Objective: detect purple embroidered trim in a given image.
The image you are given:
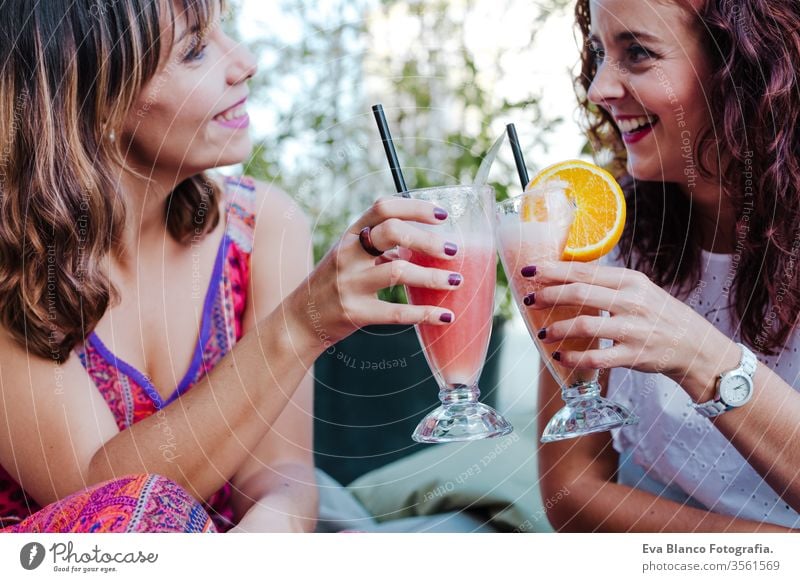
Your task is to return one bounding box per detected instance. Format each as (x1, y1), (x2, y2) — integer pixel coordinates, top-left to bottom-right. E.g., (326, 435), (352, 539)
(86, 233), (230, 408)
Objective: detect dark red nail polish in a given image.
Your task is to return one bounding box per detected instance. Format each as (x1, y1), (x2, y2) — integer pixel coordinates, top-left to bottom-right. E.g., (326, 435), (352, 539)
(448, 274), (462, 286)
(444, 242), (458, 256)
(552, 351), (561, 362)
(537, 328), (547, 340)
(521, 266), (537, 277)
(523, 293), (535, 306)
(440, 313), (453, 323)
(434, 207), (448, 220)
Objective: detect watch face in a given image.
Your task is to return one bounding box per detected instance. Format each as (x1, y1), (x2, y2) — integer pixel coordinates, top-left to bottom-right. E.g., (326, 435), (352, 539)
(720, 374), (752, 406)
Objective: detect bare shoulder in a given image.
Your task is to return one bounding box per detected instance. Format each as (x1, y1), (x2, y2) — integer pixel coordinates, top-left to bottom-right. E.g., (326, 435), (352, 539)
(249, 178), (310, 236)
(247, 178), (312, 270)
(208, 173), (310, 245)
(0, 327), (118, 505)
(239, 179), (313, 330)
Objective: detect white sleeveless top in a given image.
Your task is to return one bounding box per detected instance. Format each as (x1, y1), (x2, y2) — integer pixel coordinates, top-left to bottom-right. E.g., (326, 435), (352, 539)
(607, 249), (800, 528)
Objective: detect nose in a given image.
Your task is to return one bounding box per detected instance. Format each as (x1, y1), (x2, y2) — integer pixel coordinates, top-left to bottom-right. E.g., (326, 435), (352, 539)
(227, 41), (258, 86)
(587, 58), (627, 109)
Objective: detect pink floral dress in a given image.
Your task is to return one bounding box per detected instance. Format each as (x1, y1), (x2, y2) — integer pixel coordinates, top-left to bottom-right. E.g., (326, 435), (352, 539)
(1, 176), (258, 533)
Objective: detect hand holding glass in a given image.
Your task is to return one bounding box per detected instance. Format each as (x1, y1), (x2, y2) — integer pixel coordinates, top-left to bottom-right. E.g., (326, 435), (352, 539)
(495, 182), (637, 442)
(405, 185), (513, 443)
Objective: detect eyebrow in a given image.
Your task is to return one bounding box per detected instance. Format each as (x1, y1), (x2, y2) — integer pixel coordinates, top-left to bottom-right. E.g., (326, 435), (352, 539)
(589, 30), (662, 44)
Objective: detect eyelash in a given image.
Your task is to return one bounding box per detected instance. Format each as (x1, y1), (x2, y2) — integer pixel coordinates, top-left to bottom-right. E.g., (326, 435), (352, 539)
(183, 40), (208, 63)
(589, 45), (606, 64)
(627, 44), (654, 63)
(589, 43), (655, 66)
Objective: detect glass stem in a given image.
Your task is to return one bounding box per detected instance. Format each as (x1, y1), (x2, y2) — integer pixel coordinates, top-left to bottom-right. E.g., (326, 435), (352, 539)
(561, 380), (601, 404)
(440, 383), (481, 406)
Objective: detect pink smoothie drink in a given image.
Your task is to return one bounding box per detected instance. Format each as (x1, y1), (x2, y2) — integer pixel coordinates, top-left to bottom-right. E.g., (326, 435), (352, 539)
(407, 241), (496, 387)
(497, 198), (599, 388)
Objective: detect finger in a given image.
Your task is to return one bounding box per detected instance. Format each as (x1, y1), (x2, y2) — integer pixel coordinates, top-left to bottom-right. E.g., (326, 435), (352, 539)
(526, 283), (622, 313)
(363, 301), (455, 326)
(375, 247), (412, 265)
(360, 260), (463, 293)
(523, 261), (641, 290)
(333, 233), (383, 268)
(538, 314), (623, 344)
(551, 346), (624, 370)
(369, 218), (457, 260)
(351, 196), (448, 234)
(375, 249), (400, 265)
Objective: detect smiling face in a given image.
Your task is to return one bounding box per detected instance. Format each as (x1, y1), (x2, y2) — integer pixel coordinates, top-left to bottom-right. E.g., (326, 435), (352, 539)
(120, 1), (257, 180)
(587, 0), (714, 185)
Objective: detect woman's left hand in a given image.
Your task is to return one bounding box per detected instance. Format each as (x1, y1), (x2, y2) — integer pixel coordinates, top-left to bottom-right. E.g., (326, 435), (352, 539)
(528, 261), (733, 389)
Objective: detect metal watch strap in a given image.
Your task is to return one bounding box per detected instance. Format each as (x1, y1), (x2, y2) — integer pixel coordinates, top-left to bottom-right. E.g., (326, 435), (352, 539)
(694, 343), (757, 418)
(738, 342), (757, 377)
(696, 399), (729, 418)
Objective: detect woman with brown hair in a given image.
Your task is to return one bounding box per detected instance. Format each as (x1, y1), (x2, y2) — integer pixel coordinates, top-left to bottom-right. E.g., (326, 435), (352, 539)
(0, 0), (463, 532)
(535, 0), (800, 531)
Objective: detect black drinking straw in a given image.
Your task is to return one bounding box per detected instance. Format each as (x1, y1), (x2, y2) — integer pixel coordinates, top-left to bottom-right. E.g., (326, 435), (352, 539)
(506, 123), (530, 191)
(372, 104), (409, 196)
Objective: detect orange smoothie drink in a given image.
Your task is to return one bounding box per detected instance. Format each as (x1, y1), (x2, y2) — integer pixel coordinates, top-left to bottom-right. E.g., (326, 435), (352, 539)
(407, 240), (496, 388)
(497, 159), (634, 442)
(496, 187), (599, 387)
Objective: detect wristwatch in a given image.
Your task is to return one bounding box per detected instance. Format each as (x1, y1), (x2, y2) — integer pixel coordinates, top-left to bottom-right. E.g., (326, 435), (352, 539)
(694, 343), (757, 418)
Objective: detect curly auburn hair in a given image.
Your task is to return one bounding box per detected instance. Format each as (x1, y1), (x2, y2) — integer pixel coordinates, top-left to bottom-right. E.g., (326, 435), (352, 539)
(575, 0), (800, 355)
(0, 0), (223, 363)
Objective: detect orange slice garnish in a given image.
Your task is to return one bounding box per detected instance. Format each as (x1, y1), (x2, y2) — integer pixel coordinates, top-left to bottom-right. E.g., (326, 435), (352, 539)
(528, 160), (626, 261)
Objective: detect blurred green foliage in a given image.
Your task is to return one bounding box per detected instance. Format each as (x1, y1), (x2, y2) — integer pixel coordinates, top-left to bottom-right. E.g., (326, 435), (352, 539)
(238, 0), (572, 317)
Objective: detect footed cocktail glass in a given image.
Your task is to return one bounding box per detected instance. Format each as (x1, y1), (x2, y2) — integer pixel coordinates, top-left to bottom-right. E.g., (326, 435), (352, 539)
(495, 182), (637, 442)
(405, 185), (513, 443)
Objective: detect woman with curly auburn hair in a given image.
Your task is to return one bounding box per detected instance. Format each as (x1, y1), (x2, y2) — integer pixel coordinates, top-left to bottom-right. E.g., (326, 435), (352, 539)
(0, 0), (463, 533)
(535, 0), (800, 531)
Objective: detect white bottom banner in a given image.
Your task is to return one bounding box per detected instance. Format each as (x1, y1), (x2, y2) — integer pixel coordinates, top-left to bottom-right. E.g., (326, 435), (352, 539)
(1, 533), (798, 581)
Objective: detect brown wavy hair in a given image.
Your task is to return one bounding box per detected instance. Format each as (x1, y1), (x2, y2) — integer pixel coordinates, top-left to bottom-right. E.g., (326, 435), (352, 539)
(0, 0), (223, 363)
(575, 0), (800, 355)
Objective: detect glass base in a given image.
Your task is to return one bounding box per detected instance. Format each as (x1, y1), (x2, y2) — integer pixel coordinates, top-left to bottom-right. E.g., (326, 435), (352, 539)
(540, 381), (638, 443)
(412, 384), (514, 443)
